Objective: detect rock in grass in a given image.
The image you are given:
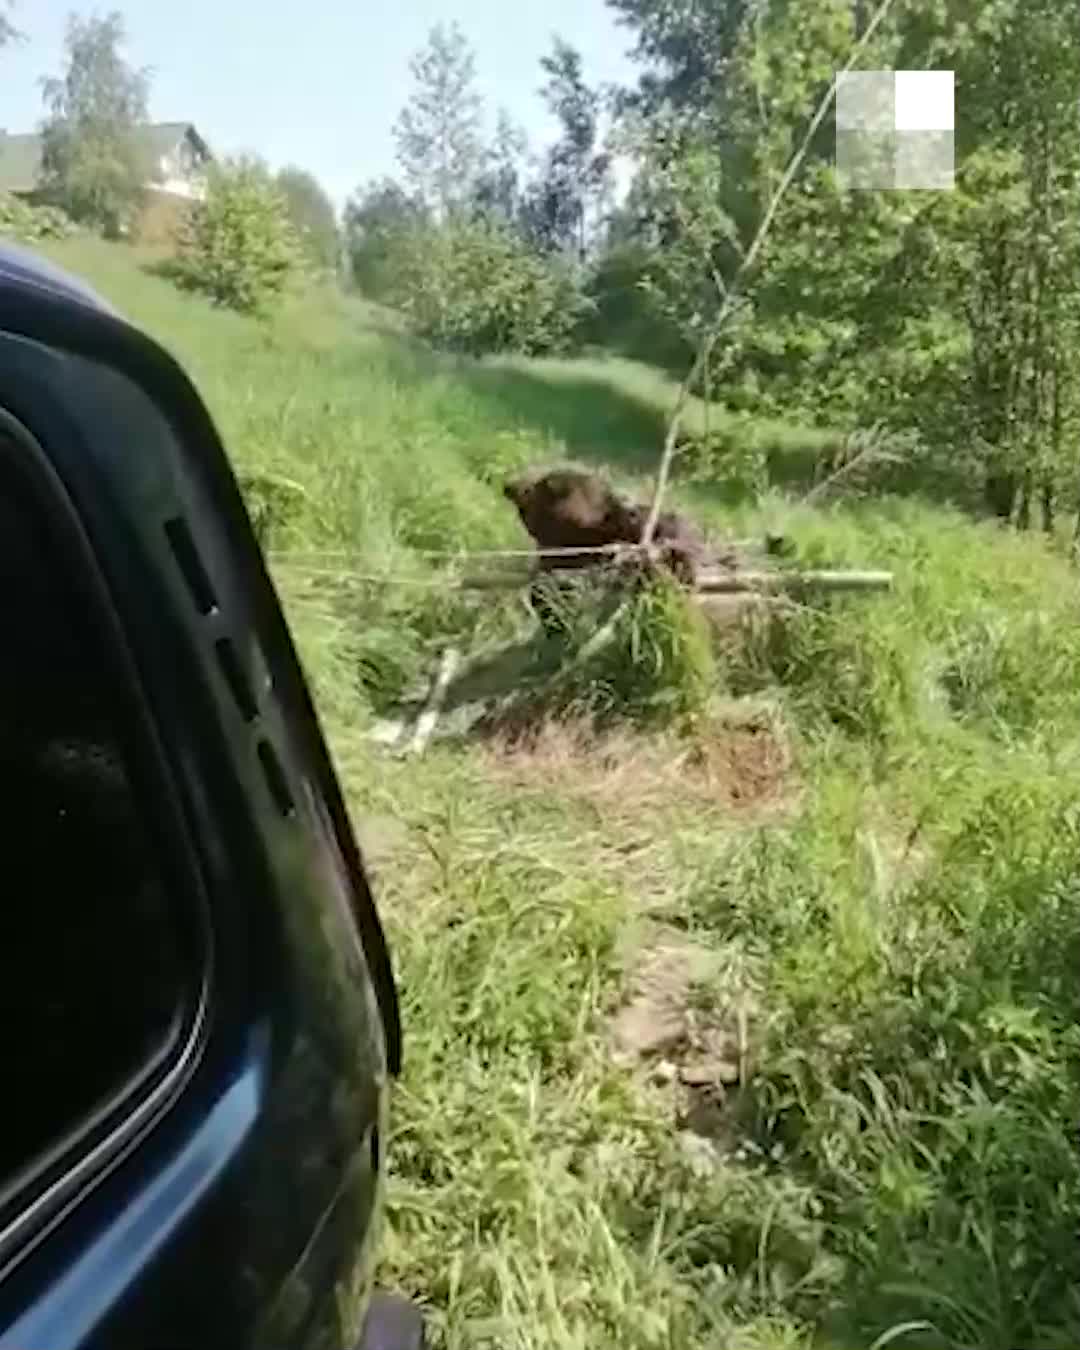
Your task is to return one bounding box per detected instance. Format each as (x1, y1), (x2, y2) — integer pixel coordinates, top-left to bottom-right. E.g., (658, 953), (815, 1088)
(678, 1057), (740, 1088)
(612, 1002), (686, 1059)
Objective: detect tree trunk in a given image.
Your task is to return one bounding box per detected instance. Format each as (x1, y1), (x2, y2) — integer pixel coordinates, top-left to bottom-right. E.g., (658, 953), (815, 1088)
(1017, 470), (1033, 531)
(985, 471), (1017, 522)
(1041, 480), (1055, 535)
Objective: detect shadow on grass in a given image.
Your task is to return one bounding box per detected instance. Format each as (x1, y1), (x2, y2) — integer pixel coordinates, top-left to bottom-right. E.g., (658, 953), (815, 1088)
(349, 310), (989, 515)
(448, 350), (987, 515)
(377, 631), (571, 749)
(140, 255), (188, 285)
(348, 334), (677, 473)
(389, 630), (569, 719)
(453, 360), (847, 498)
(458, 361), (670, 474)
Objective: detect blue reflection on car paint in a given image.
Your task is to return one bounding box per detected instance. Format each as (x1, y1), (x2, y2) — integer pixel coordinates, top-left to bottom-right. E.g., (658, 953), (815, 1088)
(0, 1038), (268, 1350)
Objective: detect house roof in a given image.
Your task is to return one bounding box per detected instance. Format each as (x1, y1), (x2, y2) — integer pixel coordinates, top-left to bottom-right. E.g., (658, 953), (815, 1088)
(141, 121), (212, 163)
(0, 121), (211, 194)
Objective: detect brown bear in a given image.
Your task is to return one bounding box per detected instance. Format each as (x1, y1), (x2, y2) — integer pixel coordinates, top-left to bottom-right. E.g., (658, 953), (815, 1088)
(503, 465), (711, 632)
(502, 466), (642, 568)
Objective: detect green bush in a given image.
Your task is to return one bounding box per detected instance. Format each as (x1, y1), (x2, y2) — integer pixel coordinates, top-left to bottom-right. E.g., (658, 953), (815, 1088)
(733, 772), (1080, 1348)
(237, 469), (309, 549)
(386, 217), (591, 356)
(581, 241), (688, 368)
(0, 193), (77, 243)
(172, 157), (303, 316)
(577, 576), (717, 728)
(488, 572), (718, 734)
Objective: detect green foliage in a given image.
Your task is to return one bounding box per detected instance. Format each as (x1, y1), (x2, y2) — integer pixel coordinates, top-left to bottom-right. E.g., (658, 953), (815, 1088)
(393, 22), (484, 222)
(173, 157), (303, 315)
(0, 192), (77, 242)
(386, 216), (591, 356)
(39, 11), (150, 238)
(731, 772), (1080, 1348)
(520, 37), (612, 260)
(631, 118), (744, 349)
(723, 162), (947, 426)
(581, 239), (687, 366)
(237, 469), (309, 549)
(617, 0), (1080, 529)
(570, 575), (717, 728)
(371, 32), (614, 355)
(39, 233), (1080, 1350)
(608, 0), (749, 120)
(275, 165), (340, 273)
(470, 107), (527, 228)
(506, 570), (717, 731)
(343, 177), (426, 299)
(1, 0), (21, 47)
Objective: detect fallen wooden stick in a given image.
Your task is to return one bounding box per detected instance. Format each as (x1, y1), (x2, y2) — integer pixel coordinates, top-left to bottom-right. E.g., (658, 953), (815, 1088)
(698, 569), (893, 594)
(407, 646), (460, 755)
(459, 568), (893, 594)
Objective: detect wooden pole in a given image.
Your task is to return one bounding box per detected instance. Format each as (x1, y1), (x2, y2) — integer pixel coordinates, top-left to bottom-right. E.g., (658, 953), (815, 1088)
(406, 646), (460, 755)
(698, 569), (893, 593)
(459, 569), (893, 594)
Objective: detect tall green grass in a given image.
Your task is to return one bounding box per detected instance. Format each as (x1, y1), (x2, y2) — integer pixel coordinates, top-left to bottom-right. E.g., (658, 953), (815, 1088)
(38, 235), (1080, 1350)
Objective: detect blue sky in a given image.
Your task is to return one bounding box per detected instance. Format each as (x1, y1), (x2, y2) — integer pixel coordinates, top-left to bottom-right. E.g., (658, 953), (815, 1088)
(0, 0), (639, 211)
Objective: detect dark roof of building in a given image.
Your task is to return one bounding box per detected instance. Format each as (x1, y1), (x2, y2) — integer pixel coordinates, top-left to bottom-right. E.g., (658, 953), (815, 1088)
(140, 121), (212, 163)
(0, 121), (211, 194)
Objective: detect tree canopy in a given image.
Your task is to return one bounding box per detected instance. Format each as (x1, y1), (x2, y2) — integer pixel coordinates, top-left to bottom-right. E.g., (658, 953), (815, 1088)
(276, 165), (340, 271)
(39, 10), (150, 238)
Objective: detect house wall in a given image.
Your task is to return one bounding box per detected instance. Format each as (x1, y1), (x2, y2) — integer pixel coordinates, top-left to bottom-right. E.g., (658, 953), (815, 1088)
(156, 136), (208, 202)
(8, 128), (211, 242)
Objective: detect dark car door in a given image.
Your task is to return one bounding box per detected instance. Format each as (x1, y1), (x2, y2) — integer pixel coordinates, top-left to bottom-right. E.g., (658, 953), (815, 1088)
(0, 248), (401, 1350)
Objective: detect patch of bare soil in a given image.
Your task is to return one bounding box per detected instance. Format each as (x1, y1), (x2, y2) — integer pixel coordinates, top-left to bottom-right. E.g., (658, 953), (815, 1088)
(610, 925), (763, 1150)
(682, 722), (790, 808)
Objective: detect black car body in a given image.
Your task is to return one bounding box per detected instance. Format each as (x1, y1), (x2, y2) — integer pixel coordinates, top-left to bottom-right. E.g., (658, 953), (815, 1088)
(0, 242), (416, 1349)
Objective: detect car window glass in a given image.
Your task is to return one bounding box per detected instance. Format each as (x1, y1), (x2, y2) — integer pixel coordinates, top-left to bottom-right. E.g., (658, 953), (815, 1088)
(0, 434), (188, 1199)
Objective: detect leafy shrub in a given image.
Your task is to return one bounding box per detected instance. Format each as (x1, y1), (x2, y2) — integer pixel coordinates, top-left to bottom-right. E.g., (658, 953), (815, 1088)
(733, 773), (1080, 1349)
(386, 217), (591, 356)
(720, 597), (920, 747)
(0, 193), (77, 243)
(172, 157), (303, 315)
(344, 177), (426, 301)
(275, 165), (340, 274)
(492, 573), (718, 733)
(936, 605), (1080, 742)
(237, 470), (309, 548)
(581, 241), (687, 368)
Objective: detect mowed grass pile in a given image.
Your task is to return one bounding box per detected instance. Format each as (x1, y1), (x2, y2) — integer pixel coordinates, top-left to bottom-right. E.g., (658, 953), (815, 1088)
(42, 235), (1080, 1350)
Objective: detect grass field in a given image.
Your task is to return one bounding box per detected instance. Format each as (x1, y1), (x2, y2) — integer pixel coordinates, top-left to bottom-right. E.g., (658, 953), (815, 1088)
(39, 236), (1080, 1350)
